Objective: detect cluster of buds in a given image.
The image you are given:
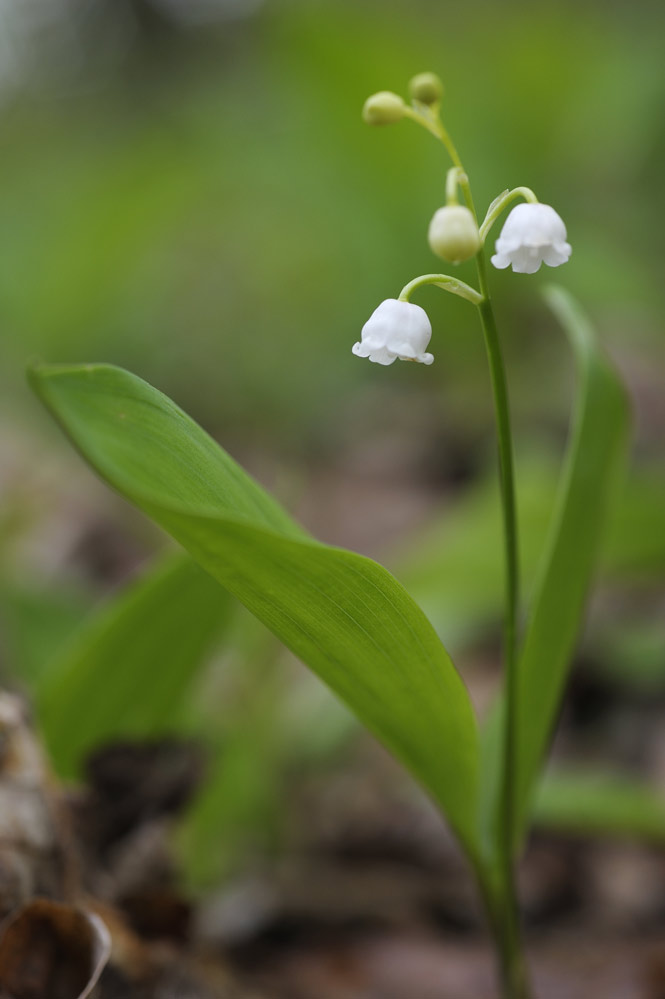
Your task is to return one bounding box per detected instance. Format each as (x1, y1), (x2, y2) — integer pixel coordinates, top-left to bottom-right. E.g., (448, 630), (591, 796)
(361, 71), (444, 126)
(354, 73), (572, 366)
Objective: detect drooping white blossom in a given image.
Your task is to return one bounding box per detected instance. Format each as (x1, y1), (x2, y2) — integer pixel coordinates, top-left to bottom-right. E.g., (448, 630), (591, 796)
(352, 299), (434, 366)
(491, 203), (571, 274)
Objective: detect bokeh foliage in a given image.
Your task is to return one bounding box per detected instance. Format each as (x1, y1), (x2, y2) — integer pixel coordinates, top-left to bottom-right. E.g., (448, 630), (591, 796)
(1, 0), (664, 446)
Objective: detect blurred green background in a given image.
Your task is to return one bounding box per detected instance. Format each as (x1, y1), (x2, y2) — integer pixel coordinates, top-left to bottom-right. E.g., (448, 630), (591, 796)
(1, 0), (664, 886)
(2, 0), (664, 442)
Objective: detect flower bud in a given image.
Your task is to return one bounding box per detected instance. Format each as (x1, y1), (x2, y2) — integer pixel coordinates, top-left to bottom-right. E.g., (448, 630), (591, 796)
(428, 206), (481, 264)
(362, 91), (405, 126)
(409, 72), (444, 105)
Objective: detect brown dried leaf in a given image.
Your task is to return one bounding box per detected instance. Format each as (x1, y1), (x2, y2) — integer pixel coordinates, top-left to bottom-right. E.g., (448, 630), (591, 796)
(0, 898), (110, 999)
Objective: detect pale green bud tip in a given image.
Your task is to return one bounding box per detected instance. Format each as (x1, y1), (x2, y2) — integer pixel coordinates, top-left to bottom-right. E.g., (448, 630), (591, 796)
(428, 206), (481, 264)
(362, 91), (405, 125)
(409, 72), (444, 105)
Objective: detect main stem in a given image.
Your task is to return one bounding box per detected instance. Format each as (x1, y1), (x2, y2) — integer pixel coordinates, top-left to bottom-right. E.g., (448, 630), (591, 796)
(428, 115), (529, 998)
(475, 256), (527, 999)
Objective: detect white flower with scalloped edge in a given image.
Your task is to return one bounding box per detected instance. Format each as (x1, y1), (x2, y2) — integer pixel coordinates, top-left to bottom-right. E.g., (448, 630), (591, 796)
(352, 299), (434, 366)
(491, 203), (571, 274)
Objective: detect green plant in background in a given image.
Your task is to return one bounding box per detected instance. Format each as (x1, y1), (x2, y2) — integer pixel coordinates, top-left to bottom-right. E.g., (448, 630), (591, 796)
(27, 72), (635, 998)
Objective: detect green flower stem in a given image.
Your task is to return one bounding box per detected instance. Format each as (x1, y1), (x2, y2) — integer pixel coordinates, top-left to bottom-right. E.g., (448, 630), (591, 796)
(476, 867), (530, 999)
(403, 107), (478, 211)
(445, 166), (467, 206)
(474, 251), (527, 999)
(399, 273), (483, 306)
(406, 101), (529, 999)
(479, 187), (539, 243)
(401, 269), (528, 999)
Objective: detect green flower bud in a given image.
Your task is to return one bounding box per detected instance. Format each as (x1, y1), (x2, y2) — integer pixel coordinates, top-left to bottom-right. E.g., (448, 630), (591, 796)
(409, 72), (444, 105)
(428, 206), (481, 264)
(362, 91), (405, 126)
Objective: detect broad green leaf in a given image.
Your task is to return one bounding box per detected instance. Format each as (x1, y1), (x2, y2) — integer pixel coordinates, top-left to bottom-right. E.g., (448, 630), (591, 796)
(511, 287), (629, 844)
(29, 363), (480, 856)
(37, 553), (230, 778)
(533, 770), (665, 844)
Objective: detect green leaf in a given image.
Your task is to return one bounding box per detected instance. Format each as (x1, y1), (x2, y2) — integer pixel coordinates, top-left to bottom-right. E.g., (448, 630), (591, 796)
(533, 770), (665, 844)
(37, 553), (230, 778)
(510, 286), (630, 843)
(29, 363), (480, 857)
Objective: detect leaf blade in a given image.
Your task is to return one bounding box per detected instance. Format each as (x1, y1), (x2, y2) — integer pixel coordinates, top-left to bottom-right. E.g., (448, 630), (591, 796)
(29, 362), (481, 856)
(512, 286), (630, 839)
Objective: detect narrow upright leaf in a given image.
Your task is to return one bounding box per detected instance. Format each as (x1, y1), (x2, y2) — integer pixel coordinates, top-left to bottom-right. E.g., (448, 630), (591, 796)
(505, 287), (629, 846)
(29, 363), (480, 857)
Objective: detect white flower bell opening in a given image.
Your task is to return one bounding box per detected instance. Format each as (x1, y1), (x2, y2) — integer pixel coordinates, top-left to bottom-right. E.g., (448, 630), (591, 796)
(491, 203), (571, 274)
(352, 299), (434, 366)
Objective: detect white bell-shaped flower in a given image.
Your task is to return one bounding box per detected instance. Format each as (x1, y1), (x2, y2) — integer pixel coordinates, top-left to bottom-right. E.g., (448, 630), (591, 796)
(352, 299), (434, 366)
(491, 203), (571, 274)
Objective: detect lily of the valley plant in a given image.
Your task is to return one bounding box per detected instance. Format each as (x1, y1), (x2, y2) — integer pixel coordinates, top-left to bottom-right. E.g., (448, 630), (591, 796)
(29, 71), (628, 999)
(353, 73), (624, 997)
